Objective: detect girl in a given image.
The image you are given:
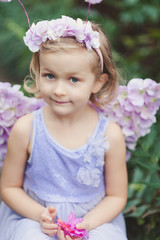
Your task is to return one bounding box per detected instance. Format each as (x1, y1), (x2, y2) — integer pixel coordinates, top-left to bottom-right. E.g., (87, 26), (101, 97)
(0, 16), (128, 240)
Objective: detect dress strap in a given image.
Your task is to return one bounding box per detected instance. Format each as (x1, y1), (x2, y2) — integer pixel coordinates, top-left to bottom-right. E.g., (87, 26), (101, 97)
(27, 108), (42, 163)
(28, 116), (34, 145)
(97, 112), (110, 135)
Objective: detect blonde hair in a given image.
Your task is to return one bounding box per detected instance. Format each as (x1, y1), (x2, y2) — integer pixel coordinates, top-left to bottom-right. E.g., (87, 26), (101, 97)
(24, 22), (119, 108)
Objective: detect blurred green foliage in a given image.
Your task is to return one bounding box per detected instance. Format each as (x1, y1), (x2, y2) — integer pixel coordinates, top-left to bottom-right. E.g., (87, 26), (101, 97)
(124, 110), (160, 239)
(0, 0), (160, 239)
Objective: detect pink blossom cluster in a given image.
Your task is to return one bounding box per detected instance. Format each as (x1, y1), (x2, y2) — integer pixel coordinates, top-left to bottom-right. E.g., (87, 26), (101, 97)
(0, 82), (45, 167)
(103, 78), (160, 160)
(57, 212), (89, 239)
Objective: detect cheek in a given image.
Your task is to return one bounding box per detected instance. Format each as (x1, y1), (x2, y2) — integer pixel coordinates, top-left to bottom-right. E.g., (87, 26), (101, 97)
(73, 88), (92, 103)
(39, 84), (50, 99)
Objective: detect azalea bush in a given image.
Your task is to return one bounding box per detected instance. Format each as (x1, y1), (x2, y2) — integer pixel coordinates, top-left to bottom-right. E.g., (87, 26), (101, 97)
(104, 78), (160, 160)
(1, 79), (160, 167)
(124, 111), (160, 240)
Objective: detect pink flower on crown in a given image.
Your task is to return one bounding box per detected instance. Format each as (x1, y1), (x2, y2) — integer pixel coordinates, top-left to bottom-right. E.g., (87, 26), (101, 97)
(48, 19), (65, 40)
(24, 22), (47, 52)
(75, 18), (100, 50)
(62, 16), (77, 37)
(74, 18), (87, 42)
(35, 21), (50, 42)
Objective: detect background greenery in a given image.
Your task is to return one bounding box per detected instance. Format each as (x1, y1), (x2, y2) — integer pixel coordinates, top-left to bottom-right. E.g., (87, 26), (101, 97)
(0, 0), (160, 239)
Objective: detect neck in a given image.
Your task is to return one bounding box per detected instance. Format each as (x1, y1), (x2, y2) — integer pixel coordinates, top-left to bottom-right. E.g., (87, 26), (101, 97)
(44, 104), (95, 126)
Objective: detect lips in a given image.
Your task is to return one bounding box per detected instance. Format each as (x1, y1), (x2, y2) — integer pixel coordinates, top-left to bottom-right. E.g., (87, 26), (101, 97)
(51, 98), (70, 104)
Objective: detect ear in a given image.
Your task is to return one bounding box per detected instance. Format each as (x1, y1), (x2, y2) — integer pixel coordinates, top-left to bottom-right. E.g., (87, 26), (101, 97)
(92, 74), (108, 94)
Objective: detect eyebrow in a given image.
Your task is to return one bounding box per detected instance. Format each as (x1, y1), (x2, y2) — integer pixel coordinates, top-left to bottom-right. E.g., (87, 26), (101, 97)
(40, 67), (85, 78)
(40, 67), (53, 72)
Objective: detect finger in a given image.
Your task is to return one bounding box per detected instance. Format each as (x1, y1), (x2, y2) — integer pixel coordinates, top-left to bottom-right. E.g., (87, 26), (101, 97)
(76, 222), (85, 229)
(40, 213), (52, 223)
(42, 228), (57, 237)
(58, 227), (66, 240)
(41, 221), (58, 230)
(76, 220), (89, 231)
(48, 206), (57, 222)
(66, 235), (72, 240)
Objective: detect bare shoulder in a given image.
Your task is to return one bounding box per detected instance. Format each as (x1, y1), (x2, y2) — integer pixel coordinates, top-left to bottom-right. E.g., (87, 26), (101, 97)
(12, 113), (33, 131)
(106, 120), (125, 143)
(1, 113), (34, 176)
(9, 113), (33, 145)
(105, 120), (126, 163)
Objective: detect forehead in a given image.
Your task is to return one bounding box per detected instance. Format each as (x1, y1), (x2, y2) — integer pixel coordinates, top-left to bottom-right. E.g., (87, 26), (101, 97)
(39, 48), (94, 74)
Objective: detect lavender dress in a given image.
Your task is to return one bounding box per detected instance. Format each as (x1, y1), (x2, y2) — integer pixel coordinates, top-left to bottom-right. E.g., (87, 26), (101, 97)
(0, 108), (127, 240)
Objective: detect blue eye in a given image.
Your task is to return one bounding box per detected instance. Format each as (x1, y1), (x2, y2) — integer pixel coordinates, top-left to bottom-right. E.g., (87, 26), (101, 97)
(46, 74), (55, 80)
(70, 77), (78, 83)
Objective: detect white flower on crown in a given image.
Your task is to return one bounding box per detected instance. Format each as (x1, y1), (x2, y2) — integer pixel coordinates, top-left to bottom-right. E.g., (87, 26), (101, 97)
(85, 0), (103, 4)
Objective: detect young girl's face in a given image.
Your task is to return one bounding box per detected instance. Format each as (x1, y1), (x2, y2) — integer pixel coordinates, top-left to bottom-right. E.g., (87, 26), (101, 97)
(38, 48), (100, 117)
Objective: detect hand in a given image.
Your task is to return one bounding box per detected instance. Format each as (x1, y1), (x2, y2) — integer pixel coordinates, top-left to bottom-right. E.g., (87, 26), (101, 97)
(57, 227), (82, 240)
(76, 219), (90, 232)
(40, 206), (58, 237)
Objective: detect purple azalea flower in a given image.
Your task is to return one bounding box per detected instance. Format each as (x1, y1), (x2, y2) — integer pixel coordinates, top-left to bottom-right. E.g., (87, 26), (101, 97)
(0, 82), (45, 166)
(103, 78), (160, 160)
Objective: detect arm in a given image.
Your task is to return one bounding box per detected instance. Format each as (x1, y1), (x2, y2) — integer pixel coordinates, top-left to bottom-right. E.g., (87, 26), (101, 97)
(0, 114), (47, 222)
(77, 121), (128, 231)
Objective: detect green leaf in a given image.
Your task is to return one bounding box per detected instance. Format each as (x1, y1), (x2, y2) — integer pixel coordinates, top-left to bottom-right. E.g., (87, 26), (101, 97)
(124, 199), (141, 214)
(129, 205), (149, 217)
(140, 125), (157, 151)
(135, 160), (160, 171)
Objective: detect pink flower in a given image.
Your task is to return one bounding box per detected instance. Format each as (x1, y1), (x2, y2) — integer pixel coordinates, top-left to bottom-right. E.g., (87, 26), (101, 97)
(85, 0), (103, 4)
(57, 212), (89, 239)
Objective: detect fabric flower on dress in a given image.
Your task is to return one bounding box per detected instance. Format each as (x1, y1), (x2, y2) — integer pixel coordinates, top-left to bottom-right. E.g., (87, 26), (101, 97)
(57, 212), (89, 239)
(77, 167), (101, 187)
(76, 131), (109, 187)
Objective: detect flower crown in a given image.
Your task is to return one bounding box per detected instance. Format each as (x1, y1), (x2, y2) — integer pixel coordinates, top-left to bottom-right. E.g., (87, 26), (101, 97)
(1, 0), (103, 71)
(23, 16), (100, 53)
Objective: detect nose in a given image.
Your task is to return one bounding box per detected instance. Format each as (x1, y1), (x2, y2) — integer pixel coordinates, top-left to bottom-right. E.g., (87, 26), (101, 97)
(53, 80), (66, 97)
